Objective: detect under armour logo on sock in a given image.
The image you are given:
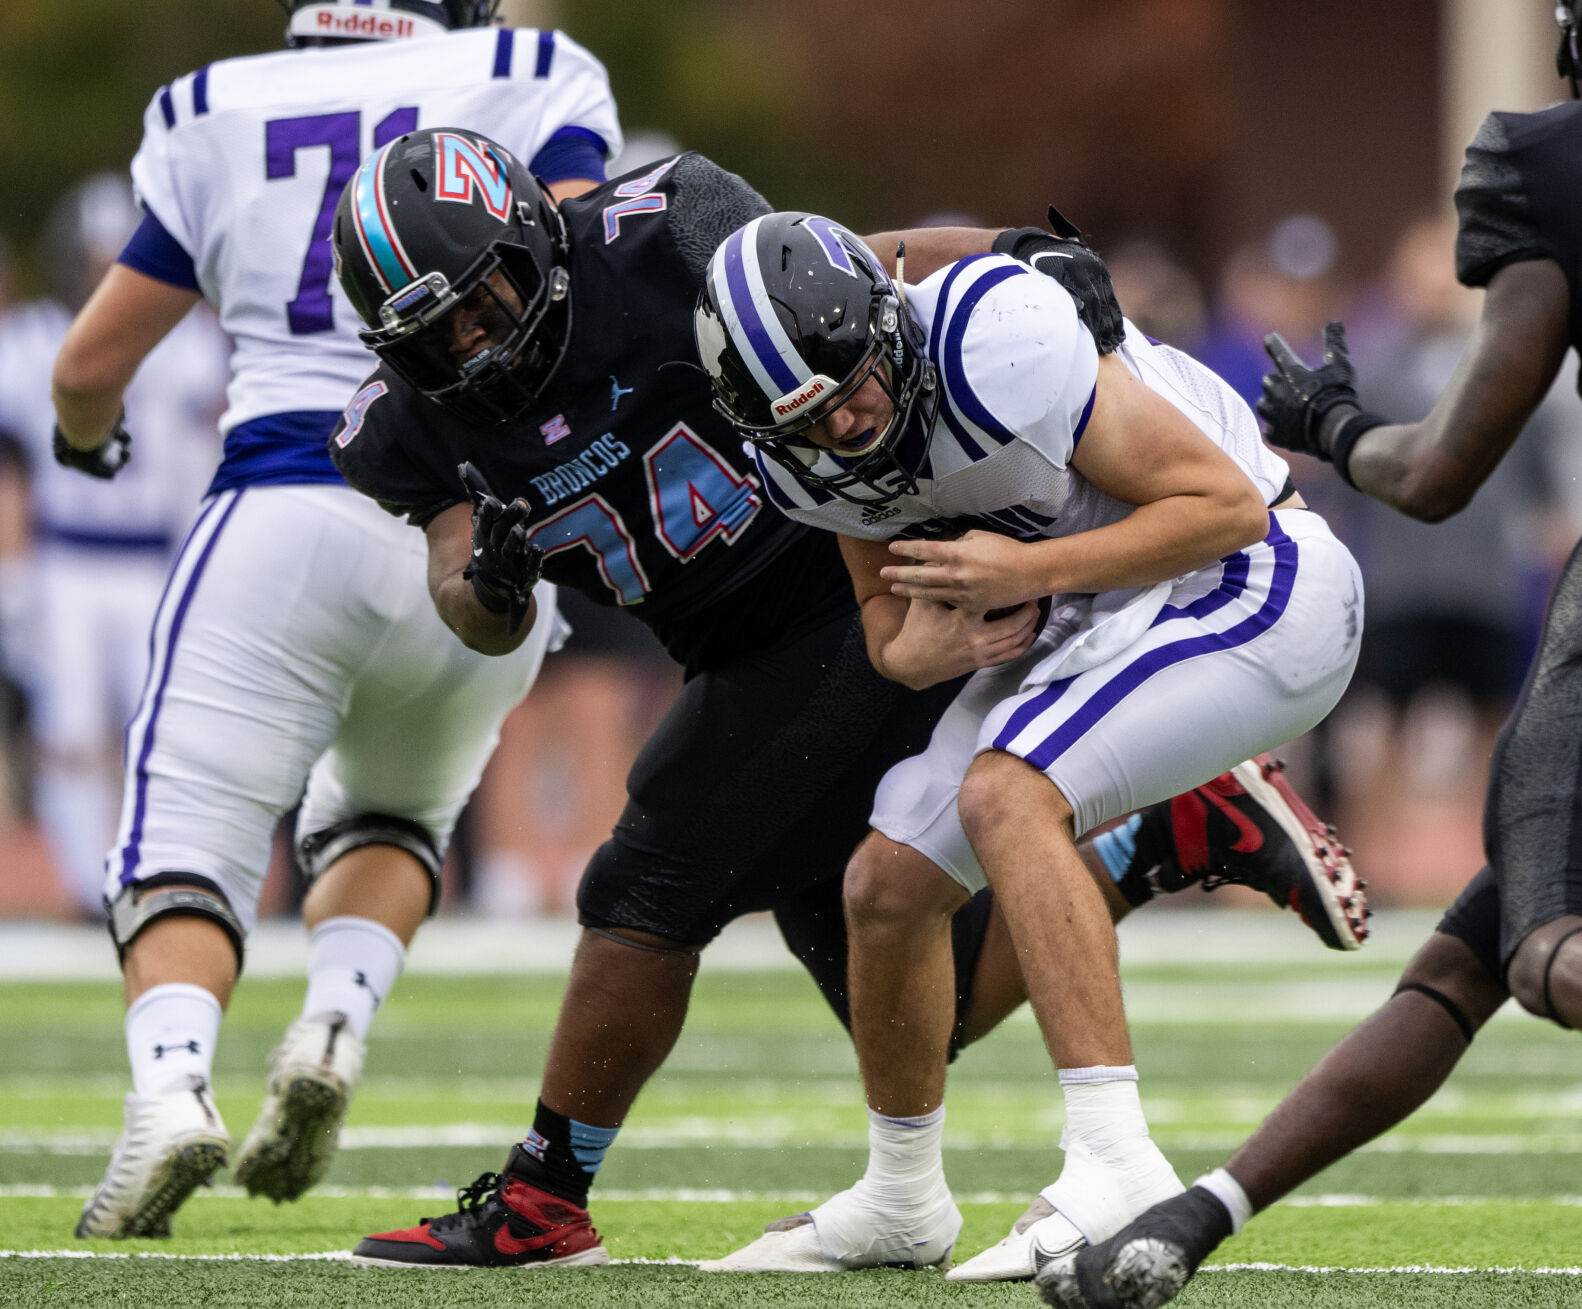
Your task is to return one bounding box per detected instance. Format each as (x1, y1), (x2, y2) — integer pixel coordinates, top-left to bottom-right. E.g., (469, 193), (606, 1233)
(354, 970), (384, 1008)
(153, 1040), (201, 1059)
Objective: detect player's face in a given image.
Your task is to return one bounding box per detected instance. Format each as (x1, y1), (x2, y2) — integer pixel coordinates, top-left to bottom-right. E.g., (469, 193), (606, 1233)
(804, 369), (896, 456)
(445, 271), (525, 368)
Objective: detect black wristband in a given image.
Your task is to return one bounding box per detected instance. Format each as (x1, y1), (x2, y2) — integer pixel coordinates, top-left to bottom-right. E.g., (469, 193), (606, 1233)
(1322, 406), (1386, 489)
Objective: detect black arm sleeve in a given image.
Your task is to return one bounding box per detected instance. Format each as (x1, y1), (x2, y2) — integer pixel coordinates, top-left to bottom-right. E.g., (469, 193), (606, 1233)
(666, 153), (774, 286)
(1455, 111), (1557, 288)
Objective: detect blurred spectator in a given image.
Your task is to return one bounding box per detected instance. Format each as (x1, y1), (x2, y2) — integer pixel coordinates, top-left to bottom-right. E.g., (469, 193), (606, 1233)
(0, 175), (228, 917)
(1330, 214), (1570, 901)
(1104, 236), (1207, 349)
(1196, 214), (1347, 410)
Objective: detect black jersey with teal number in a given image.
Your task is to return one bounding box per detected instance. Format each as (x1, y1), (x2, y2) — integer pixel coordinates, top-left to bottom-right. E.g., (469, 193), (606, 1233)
(331, 152), (811, 661)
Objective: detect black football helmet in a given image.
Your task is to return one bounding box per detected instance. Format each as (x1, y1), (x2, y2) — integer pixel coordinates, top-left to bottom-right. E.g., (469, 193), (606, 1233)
(1560, 1), (1582, 95)
(695, 211), (938, 506)
(333, 127), (571, 425)
(276, 1), (498, 46)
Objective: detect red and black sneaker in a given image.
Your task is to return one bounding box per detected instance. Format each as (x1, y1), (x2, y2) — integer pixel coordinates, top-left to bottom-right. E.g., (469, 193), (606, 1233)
(1157, 754), (1369, 951)
(351, 1164), (609, 1269)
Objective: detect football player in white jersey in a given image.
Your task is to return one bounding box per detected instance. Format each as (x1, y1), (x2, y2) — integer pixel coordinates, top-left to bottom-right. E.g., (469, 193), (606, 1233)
(50, 0), (620, 1238)
(0, 175), (228, 917)
(693, 213), (1365, 1276)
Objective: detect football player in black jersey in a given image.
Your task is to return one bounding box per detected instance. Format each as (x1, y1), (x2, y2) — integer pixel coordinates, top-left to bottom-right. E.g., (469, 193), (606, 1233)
(326, 128), (1362, 1272)
(1040, 7), (1582, 1306)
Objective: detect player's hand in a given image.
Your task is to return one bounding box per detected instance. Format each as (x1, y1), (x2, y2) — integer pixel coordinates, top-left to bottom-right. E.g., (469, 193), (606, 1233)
(880, 596), (1041, 687)
(1258, 322), (1364, 460)
(52, 416), (131, 480)
(458, 461), (544, 634)
(880, 530), (1048, 615)
(995, 206), (1125, 354)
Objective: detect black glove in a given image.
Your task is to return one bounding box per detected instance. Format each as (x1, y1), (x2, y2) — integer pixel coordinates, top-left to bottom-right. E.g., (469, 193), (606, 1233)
(53, 414), (131, 480)
(1259, 322), (1384, 487)
(992, 206), (1125, 354)
(458, 461), (544, 635)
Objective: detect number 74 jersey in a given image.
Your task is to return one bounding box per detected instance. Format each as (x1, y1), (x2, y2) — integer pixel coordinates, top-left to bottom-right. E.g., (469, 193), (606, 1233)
(331, 153), (806, 634)
(130, 27), (620, 441)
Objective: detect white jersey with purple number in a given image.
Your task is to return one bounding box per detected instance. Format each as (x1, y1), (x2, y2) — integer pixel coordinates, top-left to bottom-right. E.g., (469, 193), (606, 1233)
(748, 253), (1359, 896)
(753, 253), (1291, 566)
(102, 27), (594, 924)
(0, 300), (227, 551)
(127, 26), (620, 490)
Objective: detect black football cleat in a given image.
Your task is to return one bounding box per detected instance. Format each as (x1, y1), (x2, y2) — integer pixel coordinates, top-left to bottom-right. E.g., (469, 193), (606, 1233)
(1156, 754), (1369, 950)
(352, 1146), (609, 1269)
(1034, 1185), (1233, 1309)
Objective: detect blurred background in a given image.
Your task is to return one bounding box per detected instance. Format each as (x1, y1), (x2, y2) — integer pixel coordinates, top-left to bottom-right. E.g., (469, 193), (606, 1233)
(0, 0), (1577, 922)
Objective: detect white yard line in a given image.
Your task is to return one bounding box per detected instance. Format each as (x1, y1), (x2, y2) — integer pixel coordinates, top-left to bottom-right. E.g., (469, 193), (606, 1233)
(1, 1248), (1580, 1275)
(7, 1184), (1582, 1207)
(0, 908), (1445, 980)
(8, 1122), (1582, 1154)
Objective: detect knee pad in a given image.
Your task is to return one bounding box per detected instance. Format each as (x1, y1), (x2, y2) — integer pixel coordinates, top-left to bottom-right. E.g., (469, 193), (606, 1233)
(297, 813), (443, 916)
(107, 873), (246, 973)
(1511, 922), (1582, 1028)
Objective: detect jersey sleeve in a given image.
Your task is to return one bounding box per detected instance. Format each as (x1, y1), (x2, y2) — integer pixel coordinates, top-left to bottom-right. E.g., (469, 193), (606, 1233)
(329, 370), (465, 529)
(503, 29), (623, 175)
(947, 259), (1099, 468)
(666, 154), (775, 286)
(1455, 110), (1557, 288)
(127, 86), (201, 268)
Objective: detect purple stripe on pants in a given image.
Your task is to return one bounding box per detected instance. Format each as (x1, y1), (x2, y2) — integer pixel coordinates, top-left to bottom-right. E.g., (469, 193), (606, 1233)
(118, 491), (245, 886)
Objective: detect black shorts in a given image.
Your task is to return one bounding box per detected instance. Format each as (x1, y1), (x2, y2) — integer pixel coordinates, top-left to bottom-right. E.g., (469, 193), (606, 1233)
(576, 527), (964, 944)
(1486, 537), (1582, 967)
(1435, 865), (1503, 983)
(577, 599), (961, 942)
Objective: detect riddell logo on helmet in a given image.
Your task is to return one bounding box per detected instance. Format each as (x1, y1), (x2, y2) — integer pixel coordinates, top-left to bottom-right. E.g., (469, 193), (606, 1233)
(316, 11), (416, 38)
(773, 378), (828, 419)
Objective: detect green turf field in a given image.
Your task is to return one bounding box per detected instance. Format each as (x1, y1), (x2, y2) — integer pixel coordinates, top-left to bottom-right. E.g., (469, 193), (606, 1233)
(4, 921), (1581, 1307)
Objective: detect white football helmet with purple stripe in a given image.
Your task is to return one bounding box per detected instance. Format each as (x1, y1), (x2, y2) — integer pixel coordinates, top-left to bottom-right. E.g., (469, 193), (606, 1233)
(276, 0), (499, 47)
(695, 211), (937, 506)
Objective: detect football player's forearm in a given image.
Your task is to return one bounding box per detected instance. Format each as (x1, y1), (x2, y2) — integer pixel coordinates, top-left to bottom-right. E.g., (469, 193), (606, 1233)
(432, 573), (534, 656)
(50, 389), (125, 450)
(1349, 259), (1569, 522)
(1039, 490), (1267, 594)
(864, 227), (995, 281)
(53, 265), (202, 446)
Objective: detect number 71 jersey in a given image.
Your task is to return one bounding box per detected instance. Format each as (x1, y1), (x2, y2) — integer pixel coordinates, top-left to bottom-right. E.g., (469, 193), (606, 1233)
(130, 27), (620, 442)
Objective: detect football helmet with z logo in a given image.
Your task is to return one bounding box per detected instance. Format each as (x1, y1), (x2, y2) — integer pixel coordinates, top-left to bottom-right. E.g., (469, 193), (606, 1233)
(695, 211), (938, 506)
(276, 1), (500, 47)
(334, 128), (571, 425)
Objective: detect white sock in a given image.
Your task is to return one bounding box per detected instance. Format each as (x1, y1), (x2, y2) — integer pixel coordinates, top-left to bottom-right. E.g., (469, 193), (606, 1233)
(126, 983), (221, 1097)
(1058, 1065), (1146, 1154)
(300, 916), (405, 1040)
(1057, 1066), (1182, 1209)
(859, 1104), (948, 1207)
(1195, 1167), (1253, 1233)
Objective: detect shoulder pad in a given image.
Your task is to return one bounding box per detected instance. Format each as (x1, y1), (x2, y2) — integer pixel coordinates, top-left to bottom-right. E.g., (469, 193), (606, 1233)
(1455, 111), (1554, 287)
(667, 153), (774, 284)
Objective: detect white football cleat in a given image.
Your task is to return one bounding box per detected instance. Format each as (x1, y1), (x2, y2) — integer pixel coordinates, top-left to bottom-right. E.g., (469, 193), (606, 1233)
(233, 1010), (365, 1203)
(697, 1180), (961, 1272)
(75, 1075), (229, 1238)
(947, 1195), (1083, 1282)
(949, 1140), (1185, 1283)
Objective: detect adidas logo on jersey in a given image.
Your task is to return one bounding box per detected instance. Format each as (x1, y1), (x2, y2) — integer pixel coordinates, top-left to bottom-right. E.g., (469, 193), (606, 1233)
(860, 504), (901, 526)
